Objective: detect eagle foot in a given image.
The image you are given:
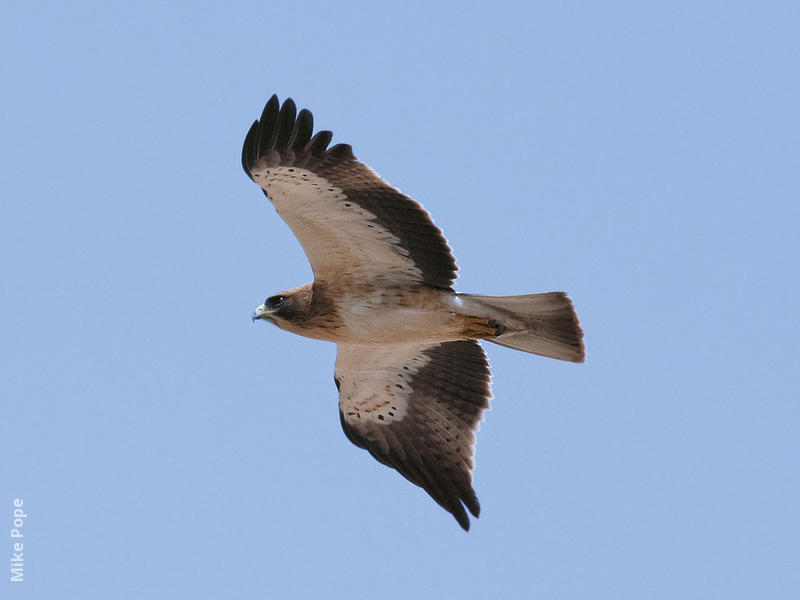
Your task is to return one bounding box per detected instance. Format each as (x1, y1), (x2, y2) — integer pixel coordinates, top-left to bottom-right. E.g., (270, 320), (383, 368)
(462, 317), (507, 339)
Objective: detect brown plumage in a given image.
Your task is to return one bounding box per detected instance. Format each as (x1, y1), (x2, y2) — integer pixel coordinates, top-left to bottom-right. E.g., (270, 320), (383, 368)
(245, 95), (584, 530)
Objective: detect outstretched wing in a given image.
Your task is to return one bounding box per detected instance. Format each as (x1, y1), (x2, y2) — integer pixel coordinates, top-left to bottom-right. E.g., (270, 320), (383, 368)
(335, 340), (492, 530)
(242, 95), (458, 289)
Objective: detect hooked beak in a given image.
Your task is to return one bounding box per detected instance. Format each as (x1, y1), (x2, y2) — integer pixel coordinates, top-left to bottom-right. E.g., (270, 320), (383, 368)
(251, 304), (274, 322)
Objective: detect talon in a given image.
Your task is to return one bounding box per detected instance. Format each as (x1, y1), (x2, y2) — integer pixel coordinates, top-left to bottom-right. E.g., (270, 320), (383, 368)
(488, 319), (507, 336)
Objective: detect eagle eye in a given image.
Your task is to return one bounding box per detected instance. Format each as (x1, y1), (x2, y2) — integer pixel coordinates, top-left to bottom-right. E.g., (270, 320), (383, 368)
(266, 295), (286, 309)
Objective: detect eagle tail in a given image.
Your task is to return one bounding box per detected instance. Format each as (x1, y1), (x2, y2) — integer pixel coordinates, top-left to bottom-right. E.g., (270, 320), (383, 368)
(463, 292), (585, 363)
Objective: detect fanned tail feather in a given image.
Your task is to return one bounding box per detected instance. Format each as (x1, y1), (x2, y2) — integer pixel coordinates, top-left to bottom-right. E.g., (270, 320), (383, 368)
(463, 292), (585, 362)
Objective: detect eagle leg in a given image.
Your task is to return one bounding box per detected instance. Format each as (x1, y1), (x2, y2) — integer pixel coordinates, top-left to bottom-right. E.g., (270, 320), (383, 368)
(460, 316), (506, 339)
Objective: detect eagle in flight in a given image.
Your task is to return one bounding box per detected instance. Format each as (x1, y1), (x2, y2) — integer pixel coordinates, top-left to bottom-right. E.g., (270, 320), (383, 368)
(243, 95), (584, 530)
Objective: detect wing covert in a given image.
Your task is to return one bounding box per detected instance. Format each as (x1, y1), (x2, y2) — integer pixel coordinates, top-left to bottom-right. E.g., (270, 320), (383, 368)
(335, 340), (492, 530)
(242, 95), (458, 289)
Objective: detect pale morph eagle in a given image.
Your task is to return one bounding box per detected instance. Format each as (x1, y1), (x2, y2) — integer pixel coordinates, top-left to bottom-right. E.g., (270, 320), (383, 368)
(243, 95), (584, 530)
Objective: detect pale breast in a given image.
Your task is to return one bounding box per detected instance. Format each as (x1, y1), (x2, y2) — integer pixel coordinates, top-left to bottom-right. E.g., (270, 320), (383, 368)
(330, 288), (464, 344)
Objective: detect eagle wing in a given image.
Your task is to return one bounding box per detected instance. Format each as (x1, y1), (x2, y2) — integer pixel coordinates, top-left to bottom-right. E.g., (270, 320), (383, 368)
(335, 340), (492, 530)
(242, 95), (458, 289)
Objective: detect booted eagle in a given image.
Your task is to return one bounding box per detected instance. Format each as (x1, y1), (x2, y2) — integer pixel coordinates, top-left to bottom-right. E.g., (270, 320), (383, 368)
(243, 95), (584, 530)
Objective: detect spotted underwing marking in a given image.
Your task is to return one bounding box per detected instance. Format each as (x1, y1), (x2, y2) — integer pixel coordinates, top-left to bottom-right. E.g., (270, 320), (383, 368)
(336, 343), (434, 426)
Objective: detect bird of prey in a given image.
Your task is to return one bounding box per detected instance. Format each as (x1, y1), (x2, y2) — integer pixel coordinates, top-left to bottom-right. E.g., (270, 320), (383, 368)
(243, 95), (584, 530)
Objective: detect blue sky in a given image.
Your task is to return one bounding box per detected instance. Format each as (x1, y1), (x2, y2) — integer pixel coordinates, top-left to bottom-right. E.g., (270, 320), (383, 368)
(2, 1), (799, 598)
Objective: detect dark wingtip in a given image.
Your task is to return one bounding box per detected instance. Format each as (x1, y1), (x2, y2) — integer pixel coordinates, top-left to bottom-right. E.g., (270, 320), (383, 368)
(464, 490), (481, 519)
(274, 98), (297, 150)
(257, 96), (280, 155)
(261, 95), (280, 121)
(242, 95), (339, 175)
(289, 108), (314, 151)
(328, 143), (354, 160)
(307, 130), (333, 158)
(281, 96), (296, 113)
(241, 120), (259, 178)
(455, 510), (471, 531)
(453, 488), (479, 530)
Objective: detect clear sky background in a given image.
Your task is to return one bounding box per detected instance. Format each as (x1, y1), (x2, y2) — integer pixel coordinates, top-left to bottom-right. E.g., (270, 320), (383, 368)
(2, 1), (799, 598)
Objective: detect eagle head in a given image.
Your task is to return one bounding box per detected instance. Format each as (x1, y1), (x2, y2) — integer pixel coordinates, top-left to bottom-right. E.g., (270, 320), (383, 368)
(252, 285), (312, 329)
